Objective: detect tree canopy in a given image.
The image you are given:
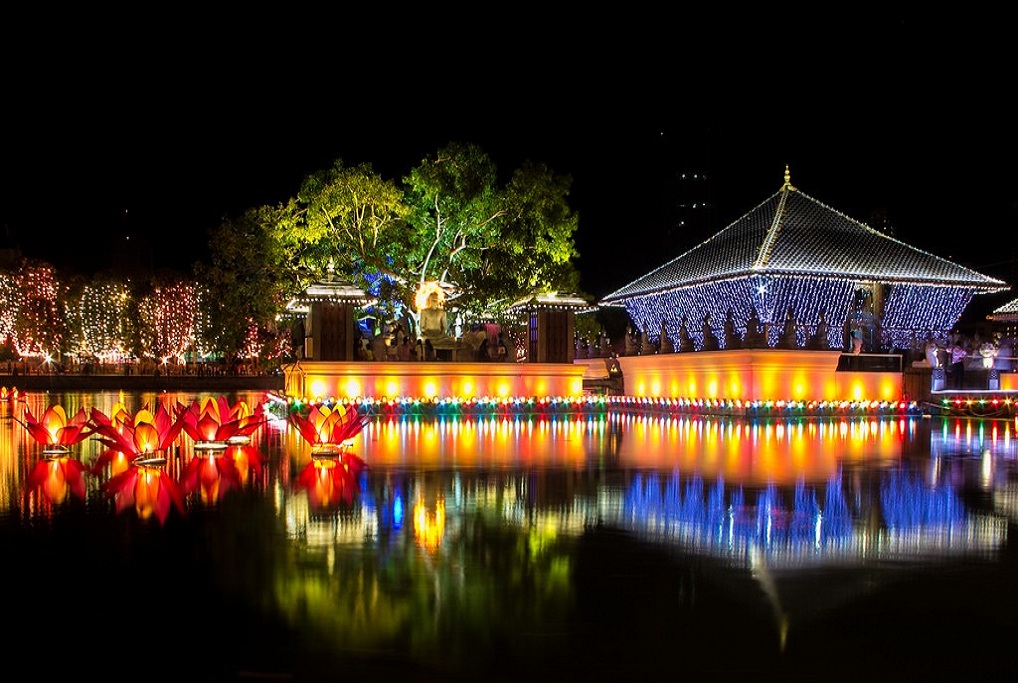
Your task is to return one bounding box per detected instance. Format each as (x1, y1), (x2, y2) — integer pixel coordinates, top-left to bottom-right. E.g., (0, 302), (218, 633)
(262, 142), (583, 332)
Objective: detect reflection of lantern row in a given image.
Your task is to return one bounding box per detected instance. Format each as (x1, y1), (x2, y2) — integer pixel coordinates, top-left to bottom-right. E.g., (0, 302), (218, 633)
(356, 414), (909, 485)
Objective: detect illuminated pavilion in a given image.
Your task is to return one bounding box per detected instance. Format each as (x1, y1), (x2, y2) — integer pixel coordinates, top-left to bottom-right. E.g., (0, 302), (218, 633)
(599, 167), (1009, 352)
(276, 168), (1013, 415)
(989, 295), (1018, 330)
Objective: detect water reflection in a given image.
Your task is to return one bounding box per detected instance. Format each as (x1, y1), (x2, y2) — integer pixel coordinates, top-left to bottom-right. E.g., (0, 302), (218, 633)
(2, 391), (1017, 681)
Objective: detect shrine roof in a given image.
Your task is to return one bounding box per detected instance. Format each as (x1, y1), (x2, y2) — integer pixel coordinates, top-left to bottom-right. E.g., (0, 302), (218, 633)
(599, 168), (1008, 306)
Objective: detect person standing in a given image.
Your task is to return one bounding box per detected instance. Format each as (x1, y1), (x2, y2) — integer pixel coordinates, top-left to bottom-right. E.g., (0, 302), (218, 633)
(947, 333), (968, 389)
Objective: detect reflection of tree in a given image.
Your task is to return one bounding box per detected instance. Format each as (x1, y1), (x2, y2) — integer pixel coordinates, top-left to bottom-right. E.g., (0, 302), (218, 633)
(204, 472), (576, 678)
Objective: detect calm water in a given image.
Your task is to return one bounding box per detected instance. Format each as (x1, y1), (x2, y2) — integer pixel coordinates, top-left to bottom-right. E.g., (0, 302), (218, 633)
(3, 390), (1018, 682)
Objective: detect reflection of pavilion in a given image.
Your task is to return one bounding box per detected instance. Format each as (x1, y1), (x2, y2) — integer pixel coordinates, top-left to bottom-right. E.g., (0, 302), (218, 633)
(286, 413), (1011, 567)
(276, 411), (1014, 657)
(612, 469), (1005, 569)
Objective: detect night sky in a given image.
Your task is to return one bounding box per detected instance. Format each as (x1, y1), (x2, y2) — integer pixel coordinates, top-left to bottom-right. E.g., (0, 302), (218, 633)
(3, 14), (1016, 320)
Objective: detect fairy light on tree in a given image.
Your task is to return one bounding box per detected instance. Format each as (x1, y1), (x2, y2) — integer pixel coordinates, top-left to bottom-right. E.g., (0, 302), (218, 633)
(0, 272), (17, 351)
(136, 280), (199, 364)
(12, 260), (63, 359)
(191, 284), (216, 361)
(74, 280), (132, 362)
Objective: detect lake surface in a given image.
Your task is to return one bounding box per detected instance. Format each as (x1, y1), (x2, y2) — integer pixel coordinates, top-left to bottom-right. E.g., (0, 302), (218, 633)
(2, 390), (1018, 682)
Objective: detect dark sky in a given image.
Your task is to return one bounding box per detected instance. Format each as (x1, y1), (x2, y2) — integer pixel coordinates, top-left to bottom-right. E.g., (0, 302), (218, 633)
(3, 14), (1016, 315)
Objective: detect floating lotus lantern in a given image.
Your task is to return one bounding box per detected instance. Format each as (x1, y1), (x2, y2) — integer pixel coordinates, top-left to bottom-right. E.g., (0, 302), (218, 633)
(89, 402), (186, 523)
(288, 402), (370, 456)
(15, 404), (92, 455)
(289, 403), (370, 509)
(89, 402), (184, 468)
(177, 395), (266, 450)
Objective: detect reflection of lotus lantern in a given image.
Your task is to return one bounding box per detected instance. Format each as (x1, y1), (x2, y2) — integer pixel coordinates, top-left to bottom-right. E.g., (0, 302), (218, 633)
(89, 402), (186, 524)
(179, 445), (264, 504)
(177, 396), (266, 451)
(27, 454), (88, 504)
(295, 452), (366, 509)
(104, 458), (184, 523)
(289, 403), (370, 509)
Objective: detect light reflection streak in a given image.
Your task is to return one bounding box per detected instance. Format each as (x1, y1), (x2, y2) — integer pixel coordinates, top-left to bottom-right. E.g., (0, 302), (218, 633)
(4, 403), (1017, 570)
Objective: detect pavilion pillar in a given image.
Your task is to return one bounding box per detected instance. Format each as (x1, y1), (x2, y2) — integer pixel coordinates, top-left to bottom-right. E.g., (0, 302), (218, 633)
(508, 292), (595, 364)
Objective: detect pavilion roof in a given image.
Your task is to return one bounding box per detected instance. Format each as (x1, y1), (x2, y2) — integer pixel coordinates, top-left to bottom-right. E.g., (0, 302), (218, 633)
(505, 291), (597, 314)
(989, 296), (1018, 322)
(599, 168), (1008, 306)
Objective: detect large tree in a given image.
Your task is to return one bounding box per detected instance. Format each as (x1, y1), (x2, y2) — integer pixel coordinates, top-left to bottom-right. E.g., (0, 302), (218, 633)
(199, 205), (291, 366)
(273, 159), (409, 302)
(400, 142), (581, 316)
(264, 143), (583, 335)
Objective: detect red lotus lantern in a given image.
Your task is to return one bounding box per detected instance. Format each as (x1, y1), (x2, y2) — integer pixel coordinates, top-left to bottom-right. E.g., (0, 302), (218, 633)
(15, 404), (92, 454)
(89, 402), (186, 524)
(288, 403), (370, 456)
(89, 402), (184, 472)
(289, 402), (370, 509)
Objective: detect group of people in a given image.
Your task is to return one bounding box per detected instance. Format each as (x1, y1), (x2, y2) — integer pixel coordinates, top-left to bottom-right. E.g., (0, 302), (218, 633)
(474, 333), (511, 362)
(355, 318), (512, 362)
(922, 330), (1016, 389)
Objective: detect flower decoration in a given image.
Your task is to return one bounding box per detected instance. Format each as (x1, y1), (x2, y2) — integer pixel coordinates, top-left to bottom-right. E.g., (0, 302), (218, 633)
(177, 395), (267, 449)
(15, 404), (92, 454)
(288, 403), (371, 456)
(89, 401), (185, 471)
(289, 402), (370, 509)
(26, 453), (89, 504)
(88, 401), (186, 523)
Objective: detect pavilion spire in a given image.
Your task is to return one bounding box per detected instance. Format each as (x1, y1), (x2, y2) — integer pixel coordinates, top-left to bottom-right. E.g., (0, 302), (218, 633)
(781, 164), (797, 192)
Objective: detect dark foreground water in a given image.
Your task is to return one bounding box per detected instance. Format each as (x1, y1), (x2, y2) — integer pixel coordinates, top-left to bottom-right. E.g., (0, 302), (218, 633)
(2, 390), (1017, 682)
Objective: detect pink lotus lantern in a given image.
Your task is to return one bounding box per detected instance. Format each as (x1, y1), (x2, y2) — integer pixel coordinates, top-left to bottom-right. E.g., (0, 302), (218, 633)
(88, 402), (186, 523)
(176, 395), (267, 450)
(289, 403), (370, 509)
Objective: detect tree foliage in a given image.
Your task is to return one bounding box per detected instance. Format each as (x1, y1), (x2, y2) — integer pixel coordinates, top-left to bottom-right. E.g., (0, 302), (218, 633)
(262, 142), (583, 332)
(198, 206), (290, 364)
